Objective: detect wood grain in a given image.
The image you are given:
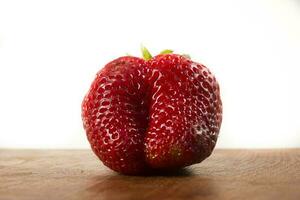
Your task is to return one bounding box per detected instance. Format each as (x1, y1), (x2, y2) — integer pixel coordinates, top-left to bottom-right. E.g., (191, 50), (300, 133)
(0, 149), (299, 200)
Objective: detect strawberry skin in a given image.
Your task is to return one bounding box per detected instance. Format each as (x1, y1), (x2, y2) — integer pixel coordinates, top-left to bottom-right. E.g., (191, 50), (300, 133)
(144, 54), (222, 168)
(82, 56), (150, 174)
(82, 52), (222, 174)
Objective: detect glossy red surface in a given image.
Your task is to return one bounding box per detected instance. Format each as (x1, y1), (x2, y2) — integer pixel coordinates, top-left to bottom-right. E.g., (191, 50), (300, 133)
(82, 54), (222, 174)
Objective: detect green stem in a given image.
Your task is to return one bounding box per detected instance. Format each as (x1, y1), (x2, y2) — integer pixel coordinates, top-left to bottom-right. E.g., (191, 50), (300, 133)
(141, 45), (152, 60)
(160, 49), (173, 54)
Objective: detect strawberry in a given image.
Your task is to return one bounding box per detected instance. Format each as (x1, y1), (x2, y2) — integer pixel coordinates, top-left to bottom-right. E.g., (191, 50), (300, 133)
(82, 56), (150, 174)
(82, 47), (222, 175)
(145, 54), (222, 169)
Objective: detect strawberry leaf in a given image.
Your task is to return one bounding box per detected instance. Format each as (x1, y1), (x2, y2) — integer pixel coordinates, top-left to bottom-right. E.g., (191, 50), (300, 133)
(141, 45), (152, 60)
(160, 49), (174, 54)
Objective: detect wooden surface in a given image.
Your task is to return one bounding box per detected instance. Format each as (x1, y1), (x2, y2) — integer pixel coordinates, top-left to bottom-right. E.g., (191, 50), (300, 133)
(0, 149), (299, 200)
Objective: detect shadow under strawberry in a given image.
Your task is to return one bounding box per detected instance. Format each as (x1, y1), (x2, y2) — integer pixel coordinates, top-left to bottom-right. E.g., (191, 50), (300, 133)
(83, 171), (218, 200)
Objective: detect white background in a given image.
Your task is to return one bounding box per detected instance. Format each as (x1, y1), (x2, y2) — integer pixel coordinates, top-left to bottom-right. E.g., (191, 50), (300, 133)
(0, 0), (299, 149)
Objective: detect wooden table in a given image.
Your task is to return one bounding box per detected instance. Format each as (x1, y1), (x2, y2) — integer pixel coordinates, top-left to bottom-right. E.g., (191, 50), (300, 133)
(0, 149), (299, 200)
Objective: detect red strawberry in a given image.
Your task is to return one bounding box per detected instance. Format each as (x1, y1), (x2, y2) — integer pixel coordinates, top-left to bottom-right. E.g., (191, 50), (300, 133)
(82, 48), (222, 175)
(144, 54), (222, 169)
(82, 56), (150, 174)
